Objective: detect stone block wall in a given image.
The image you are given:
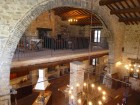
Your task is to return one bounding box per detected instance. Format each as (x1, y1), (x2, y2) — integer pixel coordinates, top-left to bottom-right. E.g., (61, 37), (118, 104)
(123, 24), (140, 61)
(25, 11), (54, 36)
(117, 24), (140, 77)
(25, 10), (91, 37)
(0, 0), (125, 104)
(70, 61), (85, 105)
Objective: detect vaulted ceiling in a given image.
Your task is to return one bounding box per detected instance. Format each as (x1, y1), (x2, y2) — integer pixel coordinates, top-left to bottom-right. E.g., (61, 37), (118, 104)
(52, 7), (102, 26)
(99, 0), (140, 25)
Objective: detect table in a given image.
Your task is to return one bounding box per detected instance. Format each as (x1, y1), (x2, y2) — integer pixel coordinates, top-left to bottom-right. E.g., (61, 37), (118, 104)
(30, 38), (42, 50)
(32, 91), (52, 105)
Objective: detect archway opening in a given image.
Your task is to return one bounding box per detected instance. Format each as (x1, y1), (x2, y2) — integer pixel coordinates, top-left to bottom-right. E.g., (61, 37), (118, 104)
(12, 6), (109, 61)
(10, 5), (110, 105)
(0, 1), (117, 105)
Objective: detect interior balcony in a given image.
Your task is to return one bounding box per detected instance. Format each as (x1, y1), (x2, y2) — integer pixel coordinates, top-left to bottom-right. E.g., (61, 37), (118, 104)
(12, 35), (109, 68)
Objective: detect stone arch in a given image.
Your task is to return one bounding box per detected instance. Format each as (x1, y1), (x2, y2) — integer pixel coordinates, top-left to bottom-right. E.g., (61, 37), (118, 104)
(10, 0), (113, 60)
(0, 0), (120, 100)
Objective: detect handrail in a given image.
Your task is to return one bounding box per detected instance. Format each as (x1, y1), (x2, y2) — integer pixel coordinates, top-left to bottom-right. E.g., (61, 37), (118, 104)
(13, 36), (108, 61)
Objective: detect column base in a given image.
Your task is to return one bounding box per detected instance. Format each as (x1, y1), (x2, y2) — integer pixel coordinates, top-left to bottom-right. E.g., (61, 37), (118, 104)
(0, 95), (11, 105)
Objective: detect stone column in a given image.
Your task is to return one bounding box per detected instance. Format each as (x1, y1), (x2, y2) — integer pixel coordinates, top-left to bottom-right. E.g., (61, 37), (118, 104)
(50, 10), (56, 37)
(83, 60), (90, 69)
(29, 69), (38, 84)
(69, 61), (85, 105)
(0, 95), (11, 105)
(108, 40), (116, 74)
(98, 56), (107, 73)
(0, 37), (11, 105)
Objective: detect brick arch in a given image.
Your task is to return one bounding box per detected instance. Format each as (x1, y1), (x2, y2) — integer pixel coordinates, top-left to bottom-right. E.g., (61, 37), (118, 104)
(0, 0), (117, 99)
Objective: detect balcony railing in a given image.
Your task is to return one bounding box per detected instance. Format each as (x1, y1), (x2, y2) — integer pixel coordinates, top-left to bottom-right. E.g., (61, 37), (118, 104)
(13, 36), (108, 61)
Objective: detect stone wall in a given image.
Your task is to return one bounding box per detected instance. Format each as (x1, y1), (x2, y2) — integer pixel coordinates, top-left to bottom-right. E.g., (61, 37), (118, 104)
(25, 11), (105, 38)
(25, 10), (90, 37)
(0, 0), (125, 104)
(116, 24), (140, 77)
(25, 11), (53, 36)
(123, 24), (140, 62)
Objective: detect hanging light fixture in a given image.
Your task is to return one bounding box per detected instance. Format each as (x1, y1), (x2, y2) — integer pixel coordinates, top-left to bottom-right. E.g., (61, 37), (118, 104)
(67, 80), (107, 105)
(68, 18), (78, 23)
(124, 37), (140, 78)
(59, 0), (111, 104)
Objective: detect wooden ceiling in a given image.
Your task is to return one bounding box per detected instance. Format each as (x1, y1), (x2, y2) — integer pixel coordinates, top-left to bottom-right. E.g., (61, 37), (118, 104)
(99, 0), (140, 25)
(52, 7), (102, 26)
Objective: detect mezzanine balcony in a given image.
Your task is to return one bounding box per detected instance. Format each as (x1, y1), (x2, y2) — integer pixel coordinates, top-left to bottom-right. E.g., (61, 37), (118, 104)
(12, 36), (109, 68)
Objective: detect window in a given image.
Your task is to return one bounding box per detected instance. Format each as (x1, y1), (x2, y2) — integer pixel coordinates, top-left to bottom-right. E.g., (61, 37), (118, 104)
(94, 30), (101, 42)
(92, 58), (98, 66)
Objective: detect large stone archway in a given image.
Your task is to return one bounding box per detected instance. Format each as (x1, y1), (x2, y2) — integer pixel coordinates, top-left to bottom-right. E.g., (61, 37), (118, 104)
(0, 0), (125, 104)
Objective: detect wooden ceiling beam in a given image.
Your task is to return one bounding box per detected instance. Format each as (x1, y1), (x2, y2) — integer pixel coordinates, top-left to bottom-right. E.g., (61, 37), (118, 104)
(108, 4), (129, 24)
(52, 7), (102, 26)
(119, 17), (140, 22)
(130, 0), (137, 7)
(99, 0), (126, 6)
(111, 7), (140, 14)
(61, 14), (90, 18)
(116, 2), (134, 25)
(73, 23), (102, 26)
(53, 7), (74, 15)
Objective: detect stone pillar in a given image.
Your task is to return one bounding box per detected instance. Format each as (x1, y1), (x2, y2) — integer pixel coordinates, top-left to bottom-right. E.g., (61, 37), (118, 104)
(98, 56), (107, 73)
(50, 10), (56, 37)
(108, 40), (116, 74)
(0, 95), (11, 105)
(29, 70), (38, 84)
(69, 61), (85, 105)
(0, 37), (11, 105)
(83, 60), (90, 69)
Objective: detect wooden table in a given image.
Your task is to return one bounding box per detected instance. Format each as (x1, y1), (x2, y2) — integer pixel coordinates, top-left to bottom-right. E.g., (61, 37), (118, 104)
(32, 91), (52, 105)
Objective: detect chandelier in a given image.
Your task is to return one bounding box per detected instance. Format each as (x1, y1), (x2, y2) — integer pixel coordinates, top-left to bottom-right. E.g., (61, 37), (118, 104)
(124, 38), (140, 78)
(67, 82), (107, 105)
(60, 63), (110, 105)
(68, 18), (78, 23)
(124, 61), (140, 78)
(124, 62), (140, 72)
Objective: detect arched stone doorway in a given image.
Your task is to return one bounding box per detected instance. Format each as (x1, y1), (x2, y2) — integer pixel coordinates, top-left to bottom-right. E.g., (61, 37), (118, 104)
(0, 0), (124, 104)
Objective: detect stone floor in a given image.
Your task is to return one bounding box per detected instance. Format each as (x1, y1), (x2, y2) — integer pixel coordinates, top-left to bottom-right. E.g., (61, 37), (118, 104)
(11, 74), (140, 105)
